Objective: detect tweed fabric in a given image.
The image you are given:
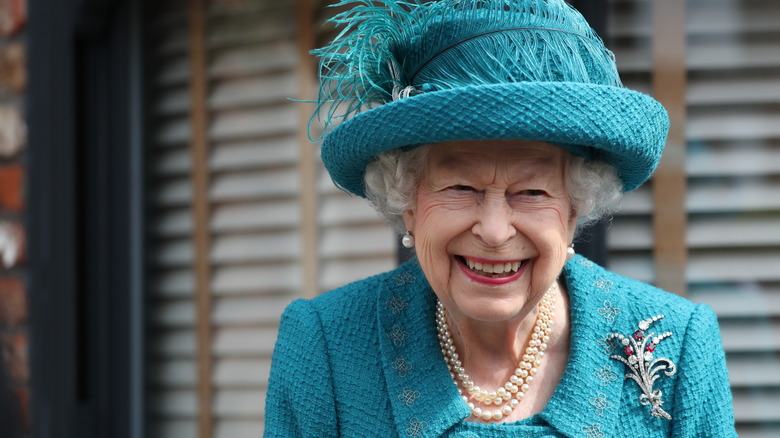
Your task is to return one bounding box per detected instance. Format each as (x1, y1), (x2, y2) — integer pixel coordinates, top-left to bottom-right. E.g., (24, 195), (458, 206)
(322, 82), (668, 197)
(265, 256), (736, 437)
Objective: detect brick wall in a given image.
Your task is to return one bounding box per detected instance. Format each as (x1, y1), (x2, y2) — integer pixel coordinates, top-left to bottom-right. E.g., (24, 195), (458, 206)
(0, 0), (28, 433)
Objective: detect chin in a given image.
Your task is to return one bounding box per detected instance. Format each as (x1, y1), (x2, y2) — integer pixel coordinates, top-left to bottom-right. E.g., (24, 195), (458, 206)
(453, 295), (530, 323)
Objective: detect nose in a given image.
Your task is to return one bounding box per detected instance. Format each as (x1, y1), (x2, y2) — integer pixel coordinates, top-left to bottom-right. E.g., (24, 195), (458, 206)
(471, 194), (516, 247)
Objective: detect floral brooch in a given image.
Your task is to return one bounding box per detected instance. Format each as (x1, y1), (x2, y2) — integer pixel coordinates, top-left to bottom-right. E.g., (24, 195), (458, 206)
(606, 315), (677, 420)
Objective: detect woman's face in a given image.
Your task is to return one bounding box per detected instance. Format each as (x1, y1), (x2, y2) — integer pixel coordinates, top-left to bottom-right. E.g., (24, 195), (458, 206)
(403, 139), (577, 323)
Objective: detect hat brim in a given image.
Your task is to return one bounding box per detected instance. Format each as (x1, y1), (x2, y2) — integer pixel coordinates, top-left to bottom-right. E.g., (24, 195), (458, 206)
(321, 82), (669, 197)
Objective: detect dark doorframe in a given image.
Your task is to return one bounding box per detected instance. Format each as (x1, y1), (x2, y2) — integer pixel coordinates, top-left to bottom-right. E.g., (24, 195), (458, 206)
(27, 1), (145, 437)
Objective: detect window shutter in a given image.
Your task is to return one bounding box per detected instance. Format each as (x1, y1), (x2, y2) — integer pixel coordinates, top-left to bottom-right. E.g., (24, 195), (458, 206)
(144, 1), (396, 436)
(141, 0), (780, 435)
(608, 0), (780, 435)
(317, 169), (397, 292)
(145, 1), (198, 435)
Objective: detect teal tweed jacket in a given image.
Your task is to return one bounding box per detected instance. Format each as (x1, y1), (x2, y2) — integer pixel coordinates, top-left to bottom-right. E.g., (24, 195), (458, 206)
(265, 256), (736, 437)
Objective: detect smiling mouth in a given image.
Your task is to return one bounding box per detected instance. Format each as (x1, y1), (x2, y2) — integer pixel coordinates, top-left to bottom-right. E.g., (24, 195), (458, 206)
(458, 256), (523, 278)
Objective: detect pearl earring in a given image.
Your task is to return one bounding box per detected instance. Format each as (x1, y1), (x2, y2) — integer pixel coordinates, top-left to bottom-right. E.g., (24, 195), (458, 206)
(401, 231), (415, 249)
(566, 244), (575, 260)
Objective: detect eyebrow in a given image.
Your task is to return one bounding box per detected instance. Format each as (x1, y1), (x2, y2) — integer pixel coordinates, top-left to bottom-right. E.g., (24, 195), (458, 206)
(432, 154), (471, 169)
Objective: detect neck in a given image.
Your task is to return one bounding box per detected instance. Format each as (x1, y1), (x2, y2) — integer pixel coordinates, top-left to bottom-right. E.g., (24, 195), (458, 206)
(452, 312), (538, 381)
(447, 282), (566, 367)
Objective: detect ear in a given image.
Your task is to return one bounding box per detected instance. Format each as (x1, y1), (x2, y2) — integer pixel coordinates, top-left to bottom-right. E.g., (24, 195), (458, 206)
(402, 209), (416, 232)
(566, 209), (579, 244)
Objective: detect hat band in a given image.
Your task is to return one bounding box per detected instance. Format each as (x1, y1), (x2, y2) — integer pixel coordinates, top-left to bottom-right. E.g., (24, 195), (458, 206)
(409, 26), (593, 82)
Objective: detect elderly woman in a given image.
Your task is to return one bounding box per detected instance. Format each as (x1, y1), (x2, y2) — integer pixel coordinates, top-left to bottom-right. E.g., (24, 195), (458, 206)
(265, 1), (736, 437)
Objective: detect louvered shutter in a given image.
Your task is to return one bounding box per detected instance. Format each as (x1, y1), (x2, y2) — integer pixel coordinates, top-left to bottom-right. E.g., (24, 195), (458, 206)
(144, 1), (396, 436)
(145, 2), (198, 435)
(607, 0), (780, 435)
(145, 1), (300, 436)
(144, 1), (780, 436)
(317, 155), (397, 292)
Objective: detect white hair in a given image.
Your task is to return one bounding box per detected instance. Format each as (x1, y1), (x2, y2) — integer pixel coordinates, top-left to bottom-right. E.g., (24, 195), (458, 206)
(364, 144), (623, 235)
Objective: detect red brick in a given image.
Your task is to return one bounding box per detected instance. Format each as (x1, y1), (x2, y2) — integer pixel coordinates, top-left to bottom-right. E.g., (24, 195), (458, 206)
(0, 164), (22, 211)
(0, 0), (26, 37)
(0, 277), (25, 326)
(0, 332), (27, 382)
(0, 44), (25, 94)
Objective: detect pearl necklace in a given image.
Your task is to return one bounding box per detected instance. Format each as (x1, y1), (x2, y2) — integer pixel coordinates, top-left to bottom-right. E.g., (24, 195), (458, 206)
(435, 285), (556, 422)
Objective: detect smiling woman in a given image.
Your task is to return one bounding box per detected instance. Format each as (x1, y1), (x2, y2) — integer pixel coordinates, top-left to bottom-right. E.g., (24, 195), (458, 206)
(405, 141), (576, 421)
(264, 0), (737, 436)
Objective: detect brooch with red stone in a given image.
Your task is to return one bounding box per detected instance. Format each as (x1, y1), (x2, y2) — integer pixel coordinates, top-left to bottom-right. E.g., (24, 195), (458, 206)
(606, 315), (676, 420)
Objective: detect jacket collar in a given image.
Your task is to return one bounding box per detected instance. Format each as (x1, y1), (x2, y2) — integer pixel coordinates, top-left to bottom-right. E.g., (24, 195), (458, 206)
(376, 256), (625, 437)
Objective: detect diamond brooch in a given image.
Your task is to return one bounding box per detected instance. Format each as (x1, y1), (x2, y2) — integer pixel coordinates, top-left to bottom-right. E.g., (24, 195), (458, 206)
(606, 315), (676, 420)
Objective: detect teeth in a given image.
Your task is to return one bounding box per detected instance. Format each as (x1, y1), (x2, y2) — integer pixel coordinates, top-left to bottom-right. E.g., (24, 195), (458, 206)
(463, 258), (522, 275)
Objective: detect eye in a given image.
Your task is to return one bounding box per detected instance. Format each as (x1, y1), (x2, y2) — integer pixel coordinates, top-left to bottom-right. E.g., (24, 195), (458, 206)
(522, 189), (547, 197)
(453, 185), (475, 191)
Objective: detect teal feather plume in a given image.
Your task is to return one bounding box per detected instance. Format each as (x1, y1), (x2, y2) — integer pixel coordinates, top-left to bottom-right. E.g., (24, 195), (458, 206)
(311, 0), (622, 137)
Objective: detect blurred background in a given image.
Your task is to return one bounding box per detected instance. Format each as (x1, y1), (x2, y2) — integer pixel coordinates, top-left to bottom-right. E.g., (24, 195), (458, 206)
(0, 0), (778, 437)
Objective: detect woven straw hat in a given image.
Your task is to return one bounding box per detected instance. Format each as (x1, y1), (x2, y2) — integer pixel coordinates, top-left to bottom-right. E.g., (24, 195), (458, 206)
(313, 0), (669, 196)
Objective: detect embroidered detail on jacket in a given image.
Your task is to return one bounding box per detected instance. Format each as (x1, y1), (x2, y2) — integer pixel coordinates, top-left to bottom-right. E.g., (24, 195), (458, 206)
(394, 272), (416, 286)
(598, 300), (621, 324)
(386, 294), (409, 315)
(594, 279), (613, 293)
(581, 423), (605, 438)
(594, 364), (618, 385)
(392, 355), (412, 378)
(405, 417), (429, 436)
(607, 315), (677, 420)
(597, 336), (618, 355)
(578, 259), (594, 268)
(589, 392), (613, 416)
(398, 387), (421, 407)
(388, 324), (410, 347)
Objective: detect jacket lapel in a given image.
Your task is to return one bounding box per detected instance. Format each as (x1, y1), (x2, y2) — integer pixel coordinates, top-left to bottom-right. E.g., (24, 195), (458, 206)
(377, 259), (470, 437)
(539, 256), (625, 437)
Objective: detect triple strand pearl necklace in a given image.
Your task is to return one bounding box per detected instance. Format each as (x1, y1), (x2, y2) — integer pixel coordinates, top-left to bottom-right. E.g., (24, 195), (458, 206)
(435, 284), (556, 422)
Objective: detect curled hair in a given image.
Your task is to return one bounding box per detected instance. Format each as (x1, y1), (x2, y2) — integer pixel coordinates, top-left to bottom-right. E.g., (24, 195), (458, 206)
(364, 145), (623, 235)
(564, 154), (623, 231)
(364, 145), (430, 233)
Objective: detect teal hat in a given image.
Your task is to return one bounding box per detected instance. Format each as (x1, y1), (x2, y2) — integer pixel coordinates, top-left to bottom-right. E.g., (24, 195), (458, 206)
(313, 0), (669, 196)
